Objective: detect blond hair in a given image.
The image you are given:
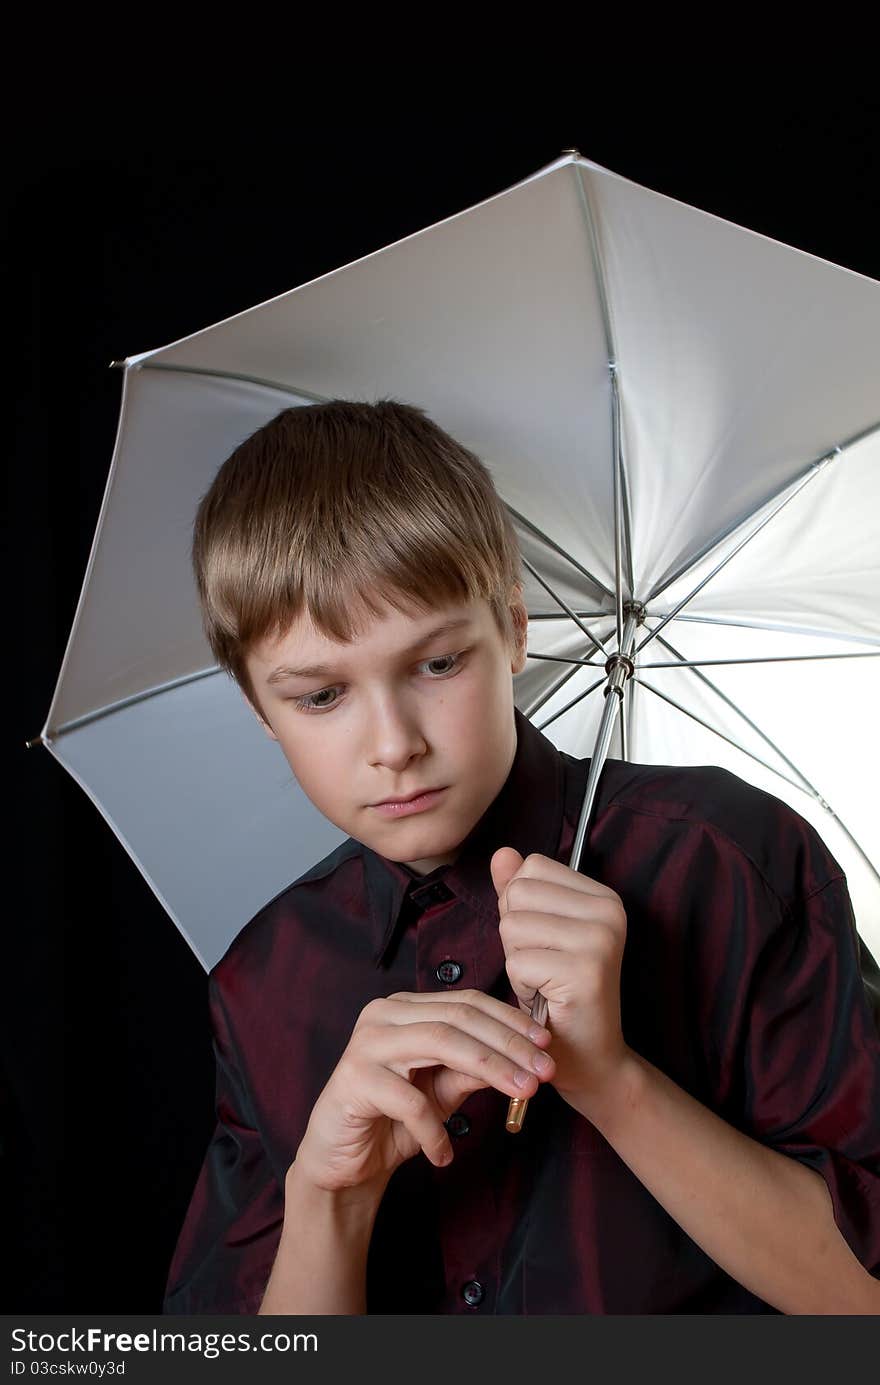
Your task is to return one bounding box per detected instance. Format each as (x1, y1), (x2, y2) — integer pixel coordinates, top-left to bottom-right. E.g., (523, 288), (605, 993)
(191, 398), (523, 721)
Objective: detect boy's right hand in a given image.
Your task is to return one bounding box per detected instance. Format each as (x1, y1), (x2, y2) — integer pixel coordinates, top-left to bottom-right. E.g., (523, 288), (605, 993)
(291, 989), (556, 1194)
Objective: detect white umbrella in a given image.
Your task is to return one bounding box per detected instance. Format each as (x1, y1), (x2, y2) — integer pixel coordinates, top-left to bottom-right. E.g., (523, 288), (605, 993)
(29, 149), (880, 974)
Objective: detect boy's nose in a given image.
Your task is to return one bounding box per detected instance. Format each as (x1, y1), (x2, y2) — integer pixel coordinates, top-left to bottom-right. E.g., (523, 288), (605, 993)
(366, 705), (429, 768)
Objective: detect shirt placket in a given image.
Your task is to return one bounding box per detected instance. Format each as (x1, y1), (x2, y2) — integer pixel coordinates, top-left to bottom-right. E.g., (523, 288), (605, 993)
(409, 879), (505, 1314)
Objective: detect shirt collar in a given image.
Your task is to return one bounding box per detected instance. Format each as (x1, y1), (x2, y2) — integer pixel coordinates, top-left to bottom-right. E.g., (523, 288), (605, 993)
(362, 704), (566, 967)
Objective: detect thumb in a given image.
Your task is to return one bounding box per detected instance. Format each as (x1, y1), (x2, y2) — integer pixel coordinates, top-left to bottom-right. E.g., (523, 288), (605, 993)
(490, 846), (524, 909)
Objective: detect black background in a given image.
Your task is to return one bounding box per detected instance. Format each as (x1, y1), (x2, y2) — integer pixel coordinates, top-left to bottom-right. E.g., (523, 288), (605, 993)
(6, 77), (880, 1313)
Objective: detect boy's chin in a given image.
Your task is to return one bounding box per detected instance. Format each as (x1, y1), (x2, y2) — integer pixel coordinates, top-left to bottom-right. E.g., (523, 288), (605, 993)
(376, 838), (462, 864)
(361, 824), (465, 870)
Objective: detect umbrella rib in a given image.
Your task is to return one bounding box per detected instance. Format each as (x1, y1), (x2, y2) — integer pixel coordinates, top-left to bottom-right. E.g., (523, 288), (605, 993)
(526, 648), (609, 670)
(571, 164), (616, 364)
(571, 162), (636, 641)
(617, 379), (636, 603)
(635, 453), (837, 656)
(652, 632), (816, 795)
(134, 361), (332, 403)
(521, 653), (587, 719)
(526, 651), (607, 671)
(646, 634), (880, 895)
(505, 504), (615, 602)
(633, 675), (813, 800)
(44, 622), (627, 742)
(521, 556), (612, 659)
(41, 667), (223, 740)
(635, 673), (880, 897)
(647, 413), (880, 606)
(527, 611), (609, 622)
(674, 612), (880, 647)
(523, 621), (619, 727)
(639, 651), (880, 669)
(612, 368), (624, 647)
(534, 675), (608, 733)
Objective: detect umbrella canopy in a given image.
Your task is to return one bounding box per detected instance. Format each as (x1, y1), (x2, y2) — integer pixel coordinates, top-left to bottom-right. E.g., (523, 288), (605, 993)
(34, 150), (880, 972)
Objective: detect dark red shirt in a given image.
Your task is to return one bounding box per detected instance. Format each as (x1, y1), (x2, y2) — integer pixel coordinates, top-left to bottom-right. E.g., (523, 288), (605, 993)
(163, 706), (880, 1314)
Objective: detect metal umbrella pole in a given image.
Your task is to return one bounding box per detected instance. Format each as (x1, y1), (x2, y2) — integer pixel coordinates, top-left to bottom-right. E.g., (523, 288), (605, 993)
(505, 602), (644, 1133)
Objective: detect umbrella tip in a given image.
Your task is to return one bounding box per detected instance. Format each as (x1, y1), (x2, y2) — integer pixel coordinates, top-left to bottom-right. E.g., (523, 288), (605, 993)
(109, 359), (127, 369)
(25, 735), (44, 750)
(561, 147), (583, 159)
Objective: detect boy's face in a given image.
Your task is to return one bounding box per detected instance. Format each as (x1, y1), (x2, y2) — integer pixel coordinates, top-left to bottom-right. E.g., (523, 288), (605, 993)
(242, 588), (529, 875)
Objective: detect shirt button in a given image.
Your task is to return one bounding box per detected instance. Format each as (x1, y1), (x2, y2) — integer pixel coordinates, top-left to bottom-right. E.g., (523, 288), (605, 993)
(462, 1280), (484, 1307)
(445, 1113), (470, 1138)
(436, 959), (462, 984)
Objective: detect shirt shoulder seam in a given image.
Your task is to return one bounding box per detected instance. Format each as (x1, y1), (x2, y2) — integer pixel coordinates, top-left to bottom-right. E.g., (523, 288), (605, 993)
(604, 795), (841, 922)
(801, 873), (847, 905)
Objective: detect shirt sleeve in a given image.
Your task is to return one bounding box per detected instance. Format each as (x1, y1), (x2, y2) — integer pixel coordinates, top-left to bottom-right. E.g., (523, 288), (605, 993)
(741, 873), (880, 1278)
(162, 972), (285, 1315)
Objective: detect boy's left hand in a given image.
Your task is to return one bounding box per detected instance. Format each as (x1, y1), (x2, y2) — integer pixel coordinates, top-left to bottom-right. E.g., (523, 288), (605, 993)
(490, 846), (632, 1118)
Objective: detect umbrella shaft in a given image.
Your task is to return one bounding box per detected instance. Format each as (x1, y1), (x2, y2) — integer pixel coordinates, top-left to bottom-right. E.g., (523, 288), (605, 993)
(569, 610), (640, 874)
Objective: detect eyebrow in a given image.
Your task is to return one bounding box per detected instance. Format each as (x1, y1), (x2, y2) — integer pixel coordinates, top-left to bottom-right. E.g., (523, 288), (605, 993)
(265, 617), (476, 685)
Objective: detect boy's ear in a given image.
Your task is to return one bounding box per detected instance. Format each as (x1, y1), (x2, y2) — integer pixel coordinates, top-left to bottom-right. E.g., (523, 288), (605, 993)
(509, 584), (529, 676)
(242, 692), (279, 741)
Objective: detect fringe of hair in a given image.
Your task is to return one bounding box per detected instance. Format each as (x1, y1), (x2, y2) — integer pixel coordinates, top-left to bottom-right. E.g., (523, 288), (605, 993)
(191, 398), (524, 719)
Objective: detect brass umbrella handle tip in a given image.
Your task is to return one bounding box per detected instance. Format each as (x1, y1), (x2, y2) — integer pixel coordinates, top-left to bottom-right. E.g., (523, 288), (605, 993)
(505, 1097), (528, 1133)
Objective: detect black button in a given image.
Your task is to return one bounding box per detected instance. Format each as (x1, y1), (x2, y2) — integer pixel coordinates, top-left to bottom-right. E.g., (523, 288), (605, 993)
(436, 959), (462, 984)
(462, 1280), (484, 1307)
(410, 879), (454, 909)
(445, 1112), (470, 1138)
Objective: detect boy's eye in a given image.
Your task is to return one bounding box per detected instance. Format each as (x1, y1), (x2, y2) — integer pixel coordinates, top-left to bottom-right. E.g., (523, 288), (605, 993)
(299, 687), (339, 711)
(291, 650), (466, 714)
(423, 653), (457, 675)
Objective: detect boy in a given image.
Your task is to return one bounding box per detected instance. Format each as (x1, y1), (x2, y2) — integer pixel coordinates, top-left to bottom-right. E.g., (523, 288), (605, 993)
(163, 399), (880, 1315)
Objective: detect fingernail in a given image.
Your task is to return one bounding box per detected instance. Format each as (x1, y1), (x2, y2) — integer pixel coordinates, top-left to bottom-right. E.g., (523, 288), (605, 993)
(533, 1052), (552, 1072)
(529, 1025), (548, 1041)
(514, 1068), (533, 1087)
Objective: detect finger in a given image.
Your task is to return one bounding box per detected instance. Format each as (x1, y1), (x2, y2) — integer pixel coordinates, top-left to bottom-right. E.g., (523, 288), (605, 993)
(369, 992), (555, 1082)
(358, 1062), (455, 1168)
(501, 877), (626, 923)
(359, 1017), (554, 1100)
(502, 949), (561, 1011)
(499, 912), (623, 954)
(380, 989), (552, 1042)
(375, 992), (555, 1062)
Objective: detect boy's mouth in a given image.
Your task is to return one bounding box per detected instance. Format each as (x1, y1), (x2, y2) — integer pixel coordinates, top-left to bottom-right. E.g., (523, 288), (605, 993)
(368, 787), (447, 817)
